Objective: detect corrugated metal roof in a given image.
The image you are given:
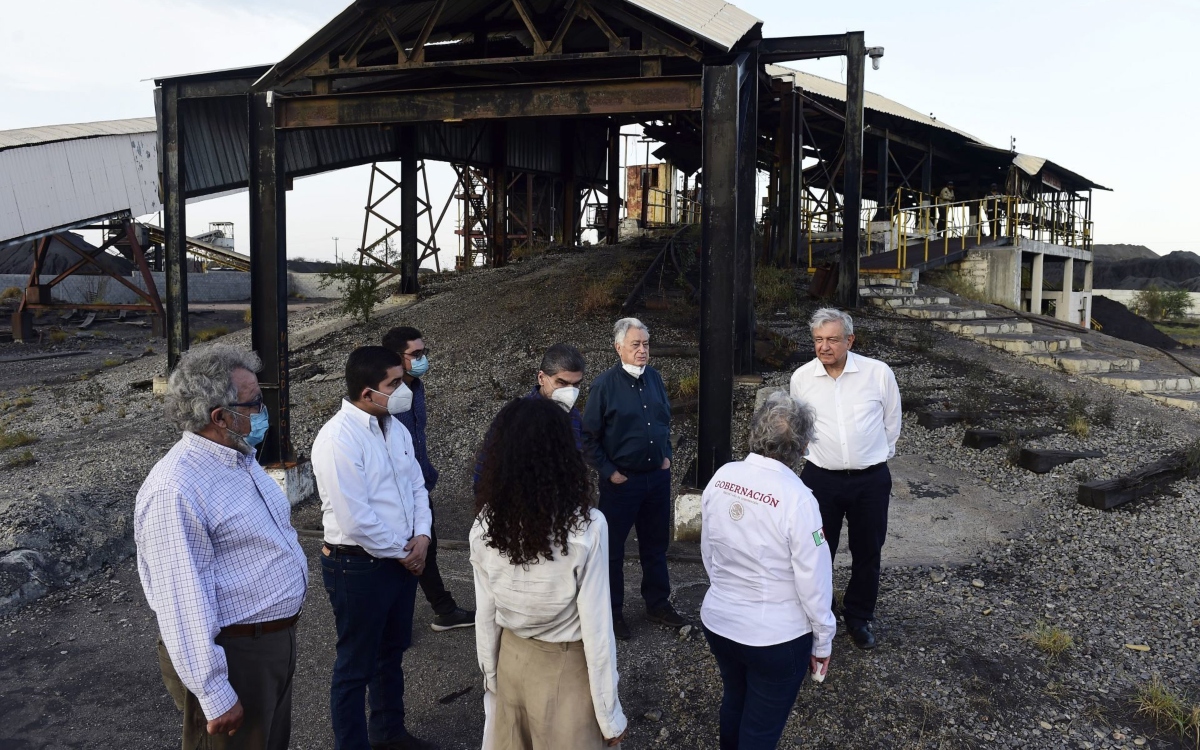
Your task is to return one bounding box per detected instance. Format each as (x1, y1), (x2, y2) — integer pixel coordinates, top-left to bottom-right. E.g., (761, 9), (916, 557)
(0, 131), (161, 244)
(626, 0), (760, 51)
(766, 64), (988, 144)
(0, 118), (157, 152)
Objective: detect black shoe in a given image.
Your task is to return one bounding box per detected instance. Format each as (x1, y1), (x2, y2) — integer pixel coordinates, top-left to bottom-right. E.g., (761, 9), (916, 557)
(430, 608), (475, 632)
(848, 623), (877, 650)
(371, 735), (440, 750)
(646, 603), (686, 629)
(612, 614), (632, 641)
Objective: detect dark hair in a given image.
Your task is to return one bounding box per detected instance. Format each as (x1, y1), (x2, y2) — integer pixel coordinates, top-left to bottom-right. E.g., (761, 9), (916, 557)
(474, 398), (592, 565)
(345, 346), (404, 401)
(539, 343), (585, 377)
(382, 326), (424, 354)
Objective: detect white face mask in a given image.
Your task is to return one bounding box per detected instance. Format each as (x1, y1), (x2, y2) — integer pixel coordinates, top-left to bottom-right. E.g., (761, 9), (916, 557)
(550, 386), (580, 411)
(369, 382), (413, 415)
(622, 364), (645, 378)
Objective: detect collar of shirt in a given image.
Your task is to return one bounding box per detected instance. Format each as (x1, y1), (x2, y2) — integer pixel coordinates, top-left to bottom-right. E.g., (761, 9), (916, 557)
(811, 350), (860, 378)
(743, 452), (789, 473)
(338, 397), (393, 436)
(179, 430), (254, 470)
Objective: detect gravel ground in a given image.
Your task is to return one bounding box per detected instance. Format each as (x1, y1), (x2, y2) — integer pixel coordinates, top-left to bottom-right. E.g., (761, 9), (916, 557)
(2, 253), (1198, 748)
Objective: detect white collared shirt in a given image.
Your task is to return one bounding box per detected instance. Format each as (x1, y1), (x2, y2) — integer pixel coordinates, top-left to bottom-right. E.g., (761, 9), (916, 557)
(469, 508), (627, 740)
(790, 351), (901, 471)
(700, 453), (836, 656)
(312, 399), (432, 557)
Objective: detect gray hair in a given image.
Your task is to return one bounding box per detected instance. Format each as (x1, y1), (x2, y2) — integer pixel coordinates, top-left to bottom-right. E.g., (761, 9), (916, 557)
(748, 391), (817, 466)
(539, 343), (586, 376)
(613, 317), (649, 345)
(809, 307), (854, 337)
(165, 344), (262, 433)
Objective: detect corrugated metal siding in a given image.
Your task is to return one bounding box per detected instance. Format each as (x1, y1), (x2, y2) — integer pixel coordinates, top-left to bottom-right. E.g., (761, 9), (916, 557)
(0, 133), (160, 243)
(508, 120), (560, 174)
(0, 118), (157, 151)
(627, 0), (760, 51)
(767, 64), (988, 144)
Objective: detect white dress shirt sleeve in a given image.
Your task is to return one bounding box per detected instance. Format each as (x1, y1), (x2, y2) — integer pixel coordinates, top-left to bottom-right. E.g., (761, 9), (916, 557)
(787, 492), (837, 658)
(312, 431), (407, 558)
(575, 514), (627, 740)
(140, 486), (239, 719)
(469, 522), (502, 694)
(881, 365), (902, 459)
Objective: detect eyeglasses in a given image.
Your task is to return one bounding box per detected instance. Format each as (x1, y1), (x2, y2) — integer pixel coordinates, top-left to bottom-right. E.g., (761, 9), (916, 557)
(228, 395), (265, 412)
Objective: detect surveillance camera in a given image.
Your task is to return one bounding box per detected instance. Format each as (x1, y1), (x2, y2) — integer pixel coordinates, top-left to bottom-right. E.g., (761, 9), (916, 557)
(866, 46), (885, 71)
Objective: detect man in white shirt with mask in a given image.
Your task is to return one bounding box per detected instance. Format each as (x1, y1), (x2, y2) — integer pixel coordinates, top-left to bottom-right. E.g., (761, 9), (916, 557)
(312, 345), (437, 750)
(790, 308), (901, 651)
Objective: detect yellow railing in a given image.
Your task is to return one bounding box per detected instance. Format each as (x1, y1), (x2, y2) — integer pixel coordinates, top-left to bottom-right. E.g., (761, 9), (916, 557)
(804, 188), (1092, 273)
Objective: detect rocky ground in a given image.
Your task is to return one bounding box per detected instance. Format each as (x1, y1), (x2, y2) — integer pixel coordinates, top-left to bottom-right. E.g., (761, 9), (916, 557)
(1, 244), (1198, 748)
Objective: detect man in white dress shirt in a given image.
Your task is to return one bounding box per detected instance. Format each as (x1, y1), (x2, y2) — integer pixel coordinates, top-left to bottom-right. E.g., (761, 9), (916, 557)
(135, 344), (308, 750)
(312, 346), (437, 750)
(790, 308), (901, 650)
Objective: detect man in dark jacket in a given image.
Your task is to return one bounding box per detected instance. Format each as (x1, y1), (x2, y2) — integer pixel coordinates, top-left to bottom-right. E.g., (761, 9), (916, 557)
(583, 317), (683, 640)
(473, 344), (585, 491)
(382, 326), (474, 632)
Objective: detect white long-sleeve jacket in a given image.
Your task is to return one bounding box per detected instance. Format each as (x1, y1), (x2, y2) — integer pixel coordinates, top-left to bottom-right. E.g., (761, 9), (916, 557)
(700, 453), (837, 657)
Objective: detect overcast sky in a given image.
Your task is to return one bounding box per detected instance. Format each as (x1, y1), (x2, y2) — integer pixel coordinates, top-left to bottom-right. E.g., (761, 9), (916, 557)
(2, 0), (1194, 262)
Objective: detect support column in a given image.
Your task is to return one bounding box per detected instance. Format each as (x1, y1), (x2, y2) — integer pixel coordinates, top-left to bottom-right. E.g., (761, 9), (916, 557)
(794, 94), (805, 266)
(161, 82), (189, 369)
(490, 122), (508, 266)
(400, 127), (420, 290)
(1083, 260), (1093, 328)
(774, 82), (795, 267)
(877, 133), (890, 207)
(1058, 256), (1074, 323)
(1030, 252), (1044, 315)
(561, 120), (578, 247)
(837, 31), (866, 308)
(733, 46), (758, 375)
(698, 54), (750, 485)
(248, 90), (292, 465)
(607, 119), (620, 244)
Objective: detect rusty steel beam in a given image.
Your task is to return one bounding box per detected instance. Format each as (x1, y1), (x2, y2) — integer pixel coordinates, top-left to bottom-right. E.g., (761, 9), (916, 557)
(400, 126), (420, 290)
(759, 34), (849, 64)
(838, 31), (865, 308)
(276, 77), (702, 128)
(162, 82), (189, 369)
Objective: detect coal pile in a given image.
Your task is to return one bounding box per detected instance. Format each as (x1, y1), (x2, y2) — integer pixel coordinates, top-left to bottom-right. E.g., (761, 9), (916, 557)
(1090, 294), (1183, 349)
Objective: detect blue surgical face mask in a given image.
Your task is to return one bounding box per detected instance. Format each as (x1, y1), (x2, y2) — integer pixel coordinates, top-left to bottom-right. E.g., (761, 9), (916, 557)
(407, 355), (430, 378)
(247, 409), (270, 446)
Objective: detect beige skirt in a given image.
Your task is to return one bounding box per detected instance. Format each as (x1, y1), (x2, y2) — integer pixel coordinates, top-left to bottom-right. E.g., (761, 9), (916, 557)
(489, 628), (614, 750)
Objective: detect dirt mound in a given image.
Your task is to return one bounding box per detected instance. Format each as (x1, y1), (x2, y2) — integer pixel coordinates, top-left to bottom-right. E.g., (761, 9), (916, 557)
(1090, 295), (1183, 349)
(1093, 250), (1200, 289)
(1090, 244), (1158, 263)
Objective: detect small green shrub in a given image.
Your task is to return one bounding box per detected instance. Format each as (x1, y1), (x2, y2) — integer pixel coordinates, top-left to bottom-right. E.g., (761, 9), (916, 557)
(1134, 676), (1200, 746)
(49, 330), (69, 343)
(318, 262), (388, 323)
(754, 266), (799, 315)
(1024, 621), (1074, 660)
(4, 449), (35, 468)
(193, 326), (230, 343)
(1131, 286), (1192, 321)
(0, 286), (21, 301)
(102, 358), (122, 368)
(0, 430), (38, 451)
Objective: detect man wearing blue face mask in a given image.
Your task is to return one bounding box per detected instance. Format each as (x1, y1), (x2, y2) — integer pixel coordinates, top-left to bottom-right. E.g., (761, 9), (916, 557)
(135, 344), (308, 750)
(382, 326), (473, 633)
(312, 346), (438, 750)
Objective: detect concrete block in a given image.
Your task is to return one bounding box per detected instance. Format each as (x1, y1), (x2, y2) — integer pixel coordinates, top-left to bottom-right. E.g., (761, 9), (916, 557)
(152, 375), (169, 394)
(673, 490), (703, 542)
(266, 460), (316, 506)
(755, 386), (786, 412)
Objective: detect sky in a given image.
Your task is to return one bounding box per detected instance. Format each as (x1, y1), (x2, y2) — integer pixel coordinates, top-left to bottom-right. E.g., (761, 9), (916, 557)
(2, 0), (1196, 263)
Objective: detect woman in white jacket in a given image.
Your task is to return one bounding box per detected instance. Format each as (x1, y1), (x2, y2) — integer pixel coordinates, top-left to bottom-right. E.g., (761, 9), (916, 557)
(471, 397), (627, 750)
(700, 391), (837, 749)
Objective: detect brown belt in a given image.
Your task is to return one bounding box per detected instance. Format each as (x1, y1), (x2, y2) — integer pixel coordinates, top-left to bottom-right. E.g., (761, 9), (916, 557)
(218, 612), (300, 639)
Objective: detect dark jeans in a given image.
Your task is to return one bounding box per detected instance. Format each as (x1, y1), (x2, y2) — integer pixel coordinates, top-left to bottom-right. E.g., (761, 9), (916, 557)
(417, 506), (457, 615)
(704, 629), (813, 750)
(157, 625), (297, 750)
(598, 467), (672, 614)
(322, 550), (419, 750)
(801, 462), (892, 627)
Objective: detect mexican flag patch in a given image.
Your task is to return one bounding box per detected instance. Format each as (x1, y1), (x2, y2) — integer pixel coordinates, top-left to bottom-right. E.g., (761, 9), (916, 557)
(812, 528), (826, 547)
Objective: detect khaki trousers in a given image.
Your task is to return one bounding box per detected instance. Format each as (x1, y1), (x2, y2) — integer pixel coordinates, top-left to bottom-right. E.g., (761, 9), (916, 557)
(156, 626), (297, 750)
(490, 628), (614, 750)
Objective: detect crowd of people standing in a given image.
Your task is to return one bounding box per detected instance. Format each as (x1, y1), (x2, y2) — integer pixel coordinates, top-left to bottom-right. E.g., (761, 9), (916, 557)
(133, 306), (900, 750)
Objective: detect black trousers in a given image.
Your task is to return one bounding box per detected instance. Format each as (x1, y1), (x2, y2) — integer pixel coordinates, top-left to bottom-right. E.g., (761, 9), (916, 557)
(800, 462), (892, 628)
(417, 506), (457, 615)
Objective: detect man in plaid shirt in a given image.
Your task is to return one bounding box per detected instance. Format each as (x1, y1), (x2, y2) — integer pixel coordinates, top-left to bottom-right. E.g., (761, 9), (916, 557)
(135, 345), (308, 750)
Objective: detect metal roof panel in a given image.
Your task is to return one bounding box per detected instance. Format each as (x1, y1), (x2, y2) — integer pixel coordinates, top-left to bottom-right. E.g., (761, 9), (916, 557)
(626, 0), (760, 51)
(0, 118), (157, 152)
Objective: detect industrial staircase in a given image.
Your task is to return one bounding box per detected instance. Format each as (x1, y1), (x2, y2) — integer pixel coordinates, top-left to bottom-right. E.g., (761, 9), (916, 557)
(860, 276), (1200, 411)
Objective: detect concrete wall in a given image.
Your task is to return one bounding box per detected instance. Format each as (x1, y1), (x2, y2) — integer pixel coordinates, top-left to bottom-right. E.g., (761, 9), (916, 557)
(0, 272), (350, 305)
(940, 246), (1021, 308)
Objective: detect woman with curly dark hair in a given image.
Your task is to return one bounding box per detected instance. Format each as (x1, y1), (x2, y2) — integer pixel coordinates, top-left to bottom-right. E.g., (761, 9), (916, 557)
(470, 397), (627, 750)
